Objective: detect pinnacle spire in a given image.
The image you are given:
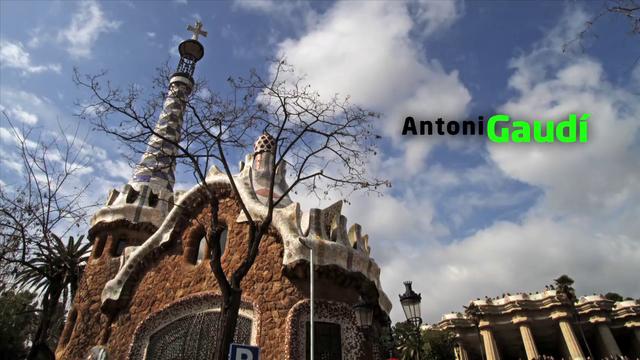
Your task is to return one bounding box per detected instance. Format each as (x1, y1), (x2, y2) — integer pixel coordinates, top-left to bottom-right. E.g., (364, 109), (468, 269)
(130, 22), (206, 192)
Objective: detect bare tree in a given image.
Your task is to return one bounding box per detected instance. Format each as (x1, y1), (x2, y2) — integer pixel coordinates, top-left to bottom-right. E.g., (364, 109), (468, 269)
(564, 0), (639, 58)
(74, 59), (389, 359)
(0, 114), (96, 358)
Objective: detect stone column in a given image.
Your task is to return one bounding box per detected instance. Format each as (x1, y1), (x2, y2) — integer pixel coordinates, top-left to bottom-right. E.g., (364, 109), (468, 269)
(596, 323), (621, 356)
(558, 319), (585, 360)
(518, 323), (540, 360)
(455, 342), (469, 360)
(480, 328), (501, 360)
(633, 327), (640, 356)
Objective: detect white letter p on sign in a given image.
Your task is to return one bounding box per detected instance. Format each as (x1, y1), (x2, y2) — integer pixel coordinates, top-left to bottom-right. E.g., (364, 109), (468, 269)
(235, 348), (253, 360)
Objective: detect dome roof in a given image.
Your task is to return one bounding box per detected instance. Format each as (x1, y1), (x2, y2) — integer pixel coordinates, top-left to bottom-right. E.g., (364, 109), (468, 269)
(254, 133), (275, 154)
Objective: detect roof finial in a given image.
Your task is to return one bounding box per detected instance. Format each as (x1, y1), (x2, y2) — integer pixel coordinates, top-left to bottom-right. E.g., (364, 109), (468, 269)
(187, 20), (207, 41)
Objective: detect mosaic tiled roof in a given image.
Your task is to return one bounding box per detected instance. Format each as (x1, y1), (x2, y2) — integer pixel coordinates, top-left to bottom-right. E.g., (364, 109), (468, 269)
(254, 132), (276, 154)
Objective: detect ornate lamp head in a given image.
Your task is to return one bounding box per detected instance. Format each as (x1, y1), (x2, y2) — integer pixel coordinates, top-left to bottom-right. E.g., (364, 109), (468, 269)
(399, 281), (422, 327)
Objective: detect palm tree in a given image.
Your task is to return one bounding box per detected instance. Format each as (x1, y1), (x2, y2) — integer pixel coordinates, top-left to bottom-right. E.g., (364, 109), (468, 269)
(394, 321), (424, 360)
(16, 234), (90, 360)
(464, 302), (486, 360)
(423, 329), (456, 360)
(553, 275), (593, 359)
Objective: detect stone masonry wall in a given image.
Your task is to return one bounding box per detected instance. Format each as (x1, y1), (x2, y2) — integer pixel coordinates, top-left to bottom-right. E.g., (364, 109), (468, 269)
(55, 224), (155, 359)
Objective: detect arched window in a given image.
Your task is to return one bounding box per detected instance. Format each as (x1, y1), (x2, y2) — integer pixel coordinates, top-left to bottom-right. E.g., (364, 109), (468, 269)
(196, 236), (208, 264)
(219, 227), (228, 254)
(92, 233), (107, 258)
(126, 188), (139, 203)
(148, 191), (159, 207)
(114, 238), (127, 257)
(195, 227), (227, 264)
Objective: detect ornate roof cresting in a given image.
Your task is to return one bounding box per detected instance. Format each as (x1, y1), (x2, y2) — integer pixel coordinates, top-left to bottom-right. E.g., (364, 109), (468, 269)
(100, 142), (391, 314)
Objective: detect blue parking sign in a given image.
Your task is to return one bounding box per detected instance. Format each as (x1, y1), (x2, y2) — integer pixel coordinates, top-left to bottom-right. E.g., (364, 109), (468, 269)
(229, 343), (260, 360)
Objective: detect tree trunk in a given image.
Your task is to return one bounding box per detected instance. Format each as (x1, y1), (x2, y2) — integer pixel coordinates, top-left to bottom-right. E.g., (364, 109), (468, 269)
(214, 287), (243, 360)
(27, 284), (62, 360)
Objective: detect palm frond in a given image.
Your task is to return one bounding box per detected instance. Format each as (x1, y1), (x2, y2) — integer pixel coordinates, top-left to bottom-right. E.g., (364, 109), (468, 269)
(14, 235), (91, 297)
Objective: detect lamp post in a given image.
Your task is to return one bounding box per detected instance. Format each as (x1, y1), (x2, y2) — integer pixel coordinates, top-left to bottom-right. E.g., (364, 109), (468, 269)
(299, 238), (314, 360)
(382, 317), (396, 360)
(354, 300), (374, 359)
(400, 281), (422, 327)
(353, 301), (374, 329)
(399, 281), (423, 360)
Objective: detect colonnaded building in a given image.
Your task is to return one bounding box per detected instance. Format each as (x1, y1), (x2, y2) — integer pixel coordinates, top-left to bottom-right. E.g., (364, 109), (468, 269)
(435, 290), (640, 360)
(54, 22), (391, 359)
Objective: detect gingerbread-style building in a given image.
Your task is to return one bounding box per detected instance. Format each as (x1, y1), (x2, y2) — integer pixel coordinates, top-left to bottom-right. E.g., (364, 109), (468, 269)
(54, 21), (391, 360)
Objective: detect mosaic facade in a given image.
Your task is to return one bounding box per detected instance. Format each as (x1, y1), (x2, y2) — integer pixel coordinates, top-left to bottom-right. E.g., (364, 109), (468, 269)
(130, 79), (190, 192)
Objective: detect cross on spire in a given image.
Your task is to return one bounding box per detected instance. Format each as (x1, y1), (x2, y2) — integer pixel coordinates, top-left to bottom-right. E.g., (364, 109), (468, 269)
(187, 20), (207, 41)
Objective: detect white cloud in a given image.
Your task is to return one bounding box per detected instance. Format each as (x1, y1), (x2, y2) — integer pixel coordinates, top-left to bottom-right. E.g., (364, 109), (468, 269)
(275, 0), (470, 176)
(57, 0), (120, 58)
(233, 0), (310, 16)
(102, 159), (133, 181)
(0, 154), (24, 174)
(490, 9), (640, 217)
(268, 0), (472, 321)
(169, 35), (182, 58)
(381, 213), (640, 323)
(27, 27), (44, 48)
(378, 5), (640, 323)
(273, 2), (639, 325)
(632, 62), (640, 89)
(0, 40), (61, 75)
(0, 88), (56, 127)
(410, 0), (463, 36)
(234, 0), (276, 12)
(146, 32), (156, 39)
(2, 104), (39, 125)
(0, 127), (16, 145)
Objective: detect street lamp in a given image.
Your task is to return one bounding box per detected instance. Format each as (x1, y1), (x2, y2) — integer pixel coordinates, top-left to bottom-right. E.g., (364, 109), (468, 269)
(399, 281), (423, 360)
(353, 301), (374, 328)
(399, 281), (422, 327)
(353, 300), (374, 359)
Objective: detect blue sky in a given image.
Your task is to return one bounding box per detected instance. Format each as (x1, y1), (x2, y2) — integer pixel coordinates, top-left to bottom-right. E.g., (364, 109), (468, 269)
(1, 0), (639, 323)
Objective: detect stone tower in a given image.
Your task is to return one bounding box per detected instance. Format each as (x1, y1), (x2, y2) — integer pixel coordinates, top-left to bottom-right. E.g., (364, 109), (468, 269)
(55, 21), (208, 359)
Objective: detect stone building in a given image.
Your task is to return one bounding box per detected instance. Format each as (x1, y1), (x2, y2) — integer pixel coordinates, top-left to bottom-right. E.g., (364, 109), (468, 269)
(55, 22), (391, 360)
(435, 291), (640, 360)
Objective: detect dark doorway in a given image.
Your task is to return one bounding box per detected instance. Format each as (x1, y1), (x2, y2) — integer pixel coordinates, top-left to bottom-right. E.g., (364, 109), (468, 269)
(306, 321), (342, 360)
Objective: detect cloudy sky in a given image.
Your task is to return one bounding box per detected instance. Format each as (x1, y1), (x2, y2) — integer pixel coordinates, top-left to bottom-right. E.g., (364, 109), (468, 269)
(1, 0), (638, 324)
